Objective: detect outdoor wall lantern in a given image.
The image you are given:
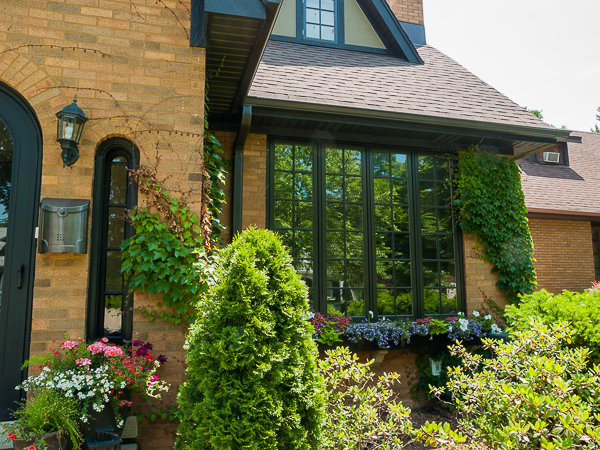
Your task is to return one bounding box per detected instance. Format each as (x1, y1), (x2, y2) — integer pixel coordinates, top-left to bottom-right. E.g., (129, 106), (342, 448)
(56, 95), (88, 167)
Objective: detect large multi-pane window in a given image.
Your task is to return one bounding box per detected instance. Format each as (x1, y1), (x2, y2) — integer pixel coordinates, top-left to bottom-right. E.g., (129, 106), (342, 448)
(305, 0), (336, 42)
(269, 140), (463, 319)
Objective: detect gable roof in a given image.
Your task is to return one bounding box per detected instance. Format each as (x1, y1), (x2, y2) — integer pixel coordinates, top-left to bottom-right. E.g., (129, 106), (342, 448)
(248, 40), (550, 129)
(520, 132), (600, 217)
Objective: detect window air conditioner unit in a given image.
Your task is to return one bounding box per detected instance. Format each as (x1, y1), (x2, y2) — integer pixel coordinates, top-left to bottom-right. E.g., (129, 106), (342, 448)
(543, 152), (560, 163)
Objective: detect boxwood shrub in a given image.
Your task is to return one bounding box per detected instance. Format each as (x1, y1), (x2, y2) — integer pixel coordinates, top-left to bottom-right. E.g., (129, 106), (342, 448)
(176, 228), (325, 450)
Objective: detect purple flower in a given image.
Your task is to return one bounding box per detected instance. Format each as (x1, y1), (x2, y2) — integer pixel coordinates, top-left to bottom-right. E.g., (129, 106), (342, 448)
(157, 354), (167, 364)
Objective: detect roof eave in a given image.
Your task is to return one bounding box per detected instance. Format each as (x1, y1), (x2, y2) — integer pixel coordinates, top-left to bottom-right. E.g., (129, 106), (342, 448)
(244, 96), (572, 147)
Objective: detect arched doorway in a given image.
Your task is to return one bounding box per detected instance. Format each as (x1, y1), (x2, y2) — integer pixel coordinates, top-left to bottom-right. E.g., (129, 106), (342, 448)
(0, 82), (43, 420)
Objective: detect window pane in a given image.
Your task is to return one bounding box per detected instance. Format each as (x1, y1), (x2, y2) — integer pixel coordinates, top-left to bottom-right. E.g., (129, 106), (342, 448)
(326, 175), (343, 200)
(345, 150), (361, 175)
(394, 207), (409, 232)
(346, 260), (364, 287)
(274, 144), (293, 170)
(296, 230), (313, 258)
(373, 152), (390, 176)
(421, 208), (436, 231)
(375, 233), (393, 259)
(274, 172), (293, 199)
(377, 289), (395, 315)
(107, 207), (125, 248)
(438, 208), (453, 232)
(347, 291), (364, 316)
(306, 0), (319, 7)
(396, 290), (412, 315)
(346, 204), (363, 230)
(395, 261), (411, 287)
(321, 26), (335, 41)
(420, 181), (435, 206)
(295, 259), (314, 288)
(327, 260), (344, 284)
(296, 145), (313, 171)
(376, 260), (393, 285)
(394, 233), (410, 260)
(321, 10), (334, 26)
(326, 147), (343, 173)
(306, 7), (319, 24)
(374, 178), (391, 203)
(105, 250), (124, 291)
(109, 163), (127, 204)
(345, 176), (361, 202)
(274, 201), (293, 228)
(392, 179), (408, 205)
(326, 202), (344, 230)
(306, 23), (320, 39)
(104, 295), (123, 336)
(295, 173), (313, 200)
(326, 231), (344, 258)
(439, 234), (455, 259)
(321, 0), (334, 11)
(422, 234), (437, 260)
(391, 153), (407, 178)
(423, 261), (438, 287)
(424, 289), (440, 315)
(419, 155), (434, 180)
(346, 232), (363, 259)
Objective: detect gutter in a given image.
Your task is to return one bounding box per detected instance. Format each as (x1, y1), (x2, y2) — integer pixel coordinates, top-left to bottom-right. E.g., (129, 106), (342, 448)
(526, 208), (600, 222)
(245, 97), (573, 144)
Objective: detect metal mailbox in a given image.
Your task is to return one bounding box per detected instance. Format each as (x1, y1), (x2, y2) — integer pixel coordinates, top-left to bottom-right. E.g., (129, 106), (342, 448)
(38, 198), (90, 253)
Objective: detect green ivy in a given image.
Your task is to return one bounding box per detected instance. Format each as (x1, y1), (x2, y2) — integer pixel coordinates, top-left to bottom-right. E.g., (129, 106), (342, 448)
(120, 81), (228, 325)
(454, 149), (536, 303)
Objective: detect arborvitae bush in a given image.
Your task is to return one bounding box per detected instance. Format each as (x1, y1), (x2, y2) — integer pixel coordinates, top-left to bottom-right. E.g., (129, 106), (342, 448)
(177, 228), (325, 450)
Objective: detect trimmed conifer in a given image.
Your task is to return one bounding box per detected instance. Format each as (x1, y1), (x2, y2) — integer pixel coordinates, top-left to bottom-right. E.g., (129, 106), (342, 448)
(177, 228), (325, 450)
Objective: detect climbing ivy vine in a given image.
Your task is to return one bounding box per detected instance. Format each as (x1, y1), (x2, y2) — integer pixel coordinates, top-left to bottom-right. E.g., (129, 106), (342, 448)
(454, 148), (536, 303)
(121, 89), (228, 325)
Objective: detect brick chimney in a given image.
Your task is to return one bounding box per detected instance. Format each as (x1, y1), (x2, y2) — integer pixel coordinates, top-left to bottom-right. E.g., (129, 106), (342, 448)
(385, 0), (424, 25)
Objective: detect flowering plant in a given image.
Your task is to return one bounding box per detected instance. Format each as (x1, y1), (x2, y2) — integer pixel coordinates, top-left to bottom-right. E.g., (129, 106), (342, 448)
(312, 310), (503, 349)
(20, 338), (169, 427)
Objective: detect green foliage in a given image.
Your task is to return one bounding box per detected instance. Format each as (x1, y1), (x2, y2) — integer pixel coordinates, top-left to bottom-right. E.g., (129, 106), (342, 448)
(317, 322), (343, 346)
(121, 187), (212, 324)
(431, 321), (600, 449)
(411, 349), (462, 401)
(176, 228), (325, 450)
(524, 107), (544, 120)
(319, 347), (466, 449)
(593, 106), (600, 133)
(505, 288), (600, 361)
(454, 149), (536, 303)
(7, 390), (84, 449)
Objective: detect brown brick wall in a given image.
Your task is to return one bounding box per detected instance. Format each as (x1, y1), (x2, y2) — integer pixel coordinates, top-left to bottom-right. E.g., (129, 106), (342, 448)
(385, 0), (424, 25)
(1, 1), (205, 447)
(242, 133), (267, 230)
(529, 218), (595, 294)
(462, 233), (509, 315)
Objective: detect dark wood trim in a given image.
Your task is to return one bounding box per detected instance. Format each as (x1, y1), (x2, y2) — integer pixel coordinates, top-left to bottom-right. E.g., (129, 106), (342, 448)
(87, 138), (139, 342)
(0, 82), (42, 420)
(190, 0), (207, 47)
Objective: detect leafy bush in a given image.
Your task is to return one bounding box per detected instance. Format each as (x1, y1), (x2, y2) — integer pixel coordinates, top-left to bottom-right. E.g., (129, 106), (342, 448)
(177, 228), (325, 450)
(319, 346), (465, 449)
(6, 389), (84, 448)
(505, 288), (600, 360)
(432, 321), (600, 449)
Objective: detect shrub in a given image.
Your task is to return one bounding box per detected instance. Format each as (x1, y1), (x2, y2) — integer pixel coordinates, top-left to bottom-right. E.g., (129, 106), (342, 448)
(505, 288), (600, 360)
(177, 228), (325, 450)
(432, 321), (600, 449)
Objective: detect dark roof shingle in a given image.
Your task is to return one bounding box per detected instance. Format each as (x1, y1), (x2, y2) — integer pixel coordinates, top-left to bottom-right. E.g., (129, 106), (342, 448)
(520, 132), (600, 215)
(248, 40), (551, 129)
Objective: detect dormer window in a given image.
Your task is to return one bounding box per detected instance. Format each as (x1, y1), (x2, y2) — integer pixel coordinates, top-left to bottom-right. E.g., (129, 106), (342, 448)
(305, 0), (336, 41)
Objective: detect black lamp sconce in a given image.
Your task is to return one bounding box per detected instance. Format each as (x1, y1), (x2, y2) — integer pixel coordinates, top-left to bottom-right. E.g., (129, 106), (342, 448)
(55, 95), (88, 167)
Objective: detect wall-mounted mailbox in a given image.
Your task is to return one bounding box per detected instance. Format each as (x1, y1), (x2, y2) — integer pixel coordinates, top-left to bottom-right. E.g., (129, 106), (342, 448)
(39, 198), (90, 254)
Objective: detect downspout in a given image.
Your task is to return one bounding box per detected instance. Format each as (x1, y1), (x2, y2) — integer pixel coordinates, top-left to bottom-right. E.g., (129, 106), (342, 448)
(232, 105), (252, 237)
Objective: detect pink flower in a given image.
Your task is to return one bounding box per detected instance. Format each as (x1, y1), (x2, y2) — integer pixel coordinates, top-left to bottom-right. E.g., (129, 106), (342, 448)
(104, 346), (124, 357)
(28, 446), (35, 450)
(101, 337), (109, 343)
(147, 375), (158, 386)
(86, 342), (107, 355)
(75, 358), (92, 367)
(61, 340), (79, 350)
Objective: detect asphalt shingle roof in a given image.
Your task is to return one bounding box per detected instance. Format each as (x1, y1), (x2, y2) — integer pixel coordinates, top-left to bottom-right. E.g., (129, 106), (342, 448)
(520, 132), (600, 215)
(248, 40), (551, 129)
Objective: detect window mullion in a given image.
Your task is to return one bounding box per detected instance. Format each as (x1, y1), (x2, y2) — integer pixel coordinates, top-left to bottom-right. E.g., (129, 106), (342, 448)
(364, 148), (376, 319)
(408, 151), (423, 318)
(316, 141), (327, 314)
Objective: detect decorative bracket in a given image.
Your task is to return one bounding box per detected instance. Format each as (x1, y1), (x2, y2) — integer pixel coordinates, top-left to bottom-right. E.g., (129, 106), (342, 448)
(371, 350), (388, 366)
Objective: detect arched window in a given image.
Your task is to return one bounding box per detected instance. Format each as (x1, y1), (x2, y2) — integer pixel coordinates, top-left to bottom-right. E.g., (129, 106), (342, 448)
(87, 138), (138, 341)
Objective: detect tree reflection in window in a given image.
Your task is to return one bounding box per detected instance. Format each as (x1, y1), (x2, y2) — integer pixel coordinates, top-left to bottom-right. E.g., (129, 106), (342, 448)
(270, 141), (461, 319)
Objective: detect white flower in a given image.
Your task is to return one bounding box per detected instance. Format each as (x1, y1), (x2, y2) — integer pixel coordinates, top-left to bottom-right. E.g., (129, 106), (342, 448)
(369, 311), (373, 318)
(307, 312), (315, 320)
(484, 314), (492, 320)
(458, 318), (469, 331)
(491, 324), (502, 333)
(472, 311), (480, 317)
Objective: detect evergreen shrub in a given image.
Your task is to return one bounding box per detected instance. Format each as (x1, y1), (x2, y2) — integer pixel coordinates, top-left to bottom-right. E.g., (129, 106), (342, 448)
(177, 228), (325, 450)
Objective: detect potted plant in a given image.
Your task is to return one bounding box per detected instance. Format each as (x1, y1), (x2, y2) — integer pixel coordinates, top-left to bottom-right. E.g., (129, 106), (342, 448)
(16, 338), (169, 434)
(5, 389), (84, 450)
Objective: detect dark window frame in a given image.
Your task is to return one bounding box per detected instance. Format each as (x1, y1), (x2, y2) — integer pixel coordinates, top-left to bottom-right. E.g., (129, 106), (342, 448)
(87, 137), (139, 342)
(267, 138), (465, 320)
(593, 222), (600, 282)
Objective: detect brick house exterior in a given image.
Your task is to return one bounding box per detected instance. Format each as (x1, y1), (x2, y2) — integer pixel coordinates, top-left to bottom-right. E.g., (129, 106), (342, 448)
(0, 0), (576, 444)
(520, 132), (600, 294)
